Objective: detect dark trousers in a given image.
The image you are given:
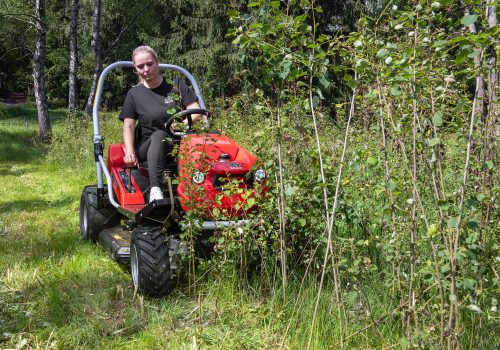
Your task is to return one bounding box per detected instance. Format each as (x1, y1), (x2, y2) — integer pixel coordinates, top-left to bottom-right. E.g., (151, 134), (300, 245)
(137, 130), (173, 187)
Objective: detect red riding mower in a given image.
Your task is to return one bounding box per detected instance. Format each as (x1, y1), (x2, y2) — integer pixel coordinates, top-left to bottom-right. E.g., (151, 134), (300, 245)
(79, 62), (268, 297)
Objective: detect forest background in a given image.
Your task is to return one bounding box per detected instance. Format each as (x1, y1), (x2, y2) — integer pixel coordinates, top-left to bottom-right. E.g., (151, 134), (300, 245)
(0, 0), (498, 349)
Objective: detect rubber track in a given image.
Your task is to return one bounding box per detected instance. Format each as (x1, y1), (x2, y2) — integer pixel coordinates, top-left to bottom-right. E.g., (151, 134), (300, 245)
(132, 226), (177, 297)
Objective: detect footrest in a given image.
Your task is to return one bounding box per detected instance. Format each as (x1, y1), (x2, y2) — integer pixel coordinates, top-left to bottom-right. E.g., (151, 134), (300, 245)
(135, 198), (176, 224)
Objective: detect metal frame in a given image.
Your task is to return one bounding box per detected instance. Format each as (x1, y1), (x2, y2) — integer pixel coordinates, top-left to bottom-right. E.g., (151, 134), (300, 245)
(92, 61), (207, 209)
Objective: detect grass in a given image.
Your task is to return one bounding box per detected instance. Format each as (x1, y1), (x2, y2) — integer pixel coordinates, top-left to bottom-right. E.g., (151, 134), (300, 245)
(2, 108), (483, 349)
(0, 123), (371, 350)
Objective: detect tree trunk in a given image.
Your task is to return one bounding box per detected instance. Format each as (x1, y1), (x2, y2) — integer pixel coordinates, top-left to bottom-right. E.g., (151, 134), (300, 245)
(84, 0), (102, 117)
(33, 0), (51, 143)
(486, 1), (498, 136)
(68, 0), (79, 111)
(464, 4), (484, 120)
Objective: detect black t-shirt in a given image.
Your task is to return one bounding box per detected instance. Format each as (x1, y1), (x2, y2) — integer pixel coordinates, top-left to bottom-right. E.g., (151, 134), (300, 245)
(119, 78), (198, 144)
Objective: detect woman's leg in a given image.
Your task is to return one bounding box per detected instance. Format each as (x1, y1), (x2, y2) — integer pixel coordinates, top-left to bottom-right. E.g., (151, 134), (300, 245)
(136, 130), (172, 187)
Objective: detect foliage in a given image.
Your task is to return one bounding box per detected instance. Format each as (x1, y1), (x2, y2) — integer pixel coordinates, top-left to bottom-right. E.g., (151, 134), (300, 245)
(0, 0), (498, 348)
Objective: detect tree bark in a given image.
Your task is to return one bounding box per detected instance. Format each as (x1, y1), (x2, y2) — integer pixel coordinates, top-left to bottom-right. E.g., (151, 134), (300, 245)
(463, 4), (484, 121)
(33, 0), (51, 143)
(84, 0), (102, 117)
(68, 0), (79, 111)
(486, 1), (498, 136)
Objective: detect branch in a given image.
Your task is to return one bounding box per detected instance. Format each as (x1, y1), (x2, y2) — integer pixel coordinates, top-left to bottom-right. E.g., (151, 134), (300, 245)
(0, 13), (36, 27)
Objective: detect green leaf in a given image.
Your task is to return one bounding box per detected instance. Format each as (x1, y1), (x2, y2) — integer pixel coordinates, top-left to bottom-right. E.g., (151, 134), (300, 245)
(232, 34), (242, 45)
(285, 186), (297, 197)
(355, 59), (369, 70)
(454, 49), (470, 65)
(312, 95), (320, 108)
(461, 14), (478, 27)
(433, 40), (448, 47)
(447, 217), (458, 228)
(347, 291), (358, 305)
(391, 86), (402, 96)
(438, 200), (452, 210)
(247, 197), (256, 207)
(394, 75), (408, 82)
(483, 160), (494, 170)
(463, 278), (476, 290)
(467, 304), (482, 314)
(247, 1), (261, 7)
(477, 193), (486, 201)
(298, 218), (306, 227)
(429, 137), (441, 146)
(468, 51), (480, 58)
(319, 75), (331, 88)
(376, 48), (389, 58)
(465, 197), (478, 210)
(367, 156), (378, 166)
(432, 112), (443, 127)
(467, 220), (479, 229)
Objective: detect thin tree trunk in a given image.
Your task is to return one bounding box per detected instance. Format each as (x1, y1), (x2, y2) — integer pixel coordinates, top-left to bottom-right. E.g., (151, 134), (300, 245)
(307, 84), (356, 350)
(68, 0), (79, 111)
(276, 89), (287, 301)
(84, 0), (102, 116)
(480, 0), (498, 239)
(407, 23), (419, 336)
(463, 4), (484, 120)
(33, 0), (51, 143)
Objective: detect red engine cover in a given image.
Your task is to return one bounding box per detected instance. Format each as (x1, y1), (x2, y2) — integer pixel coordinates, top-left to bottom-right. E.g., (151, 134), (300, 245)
(176, 134), (266, 218)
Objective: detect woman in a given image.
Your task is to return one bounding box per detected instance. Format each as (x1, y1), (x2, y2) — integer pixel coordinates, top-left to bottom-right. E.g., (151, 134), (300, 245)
(119, 45), (202, 202)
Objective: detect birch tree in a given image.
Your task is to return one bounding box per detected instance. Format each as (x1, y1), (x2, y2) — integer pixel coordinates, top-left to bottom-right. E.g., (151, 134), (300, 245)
(68, 0), (79, 111)
(84, 0), (102, 116)
(33, 0), (51, 143)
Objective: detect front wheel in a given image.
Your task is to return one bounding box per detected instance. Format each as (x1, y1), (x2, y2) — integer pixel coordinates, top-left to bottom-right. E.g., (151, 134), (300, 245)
(79, 192), (100, 241)
(79, 187), (120, 242)
(130, 226), (178, 297)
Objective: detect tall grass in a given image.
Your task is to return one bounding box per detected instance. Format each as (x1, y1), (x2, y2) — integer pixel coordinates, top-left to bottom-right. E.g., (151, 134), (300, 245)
(1, 105), (496, 349)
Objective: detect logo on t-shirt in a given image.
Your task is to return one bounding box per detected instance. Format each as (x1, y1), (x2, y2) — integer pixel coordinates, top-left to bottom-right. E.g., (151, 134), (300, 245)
(164, 96), (174, 104)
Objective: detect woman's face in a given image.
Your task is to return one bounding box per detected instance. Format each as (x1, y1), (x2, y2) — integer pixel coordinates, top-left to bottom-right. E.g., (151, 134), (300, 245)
(133, 51), (159, 83)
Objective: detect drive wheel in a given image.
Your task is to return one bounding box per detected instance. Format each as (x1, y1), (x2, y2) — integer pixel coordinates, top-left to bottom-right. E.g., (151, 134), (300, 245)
(131, 226), (177, 297)
(79, 192), (99, 242)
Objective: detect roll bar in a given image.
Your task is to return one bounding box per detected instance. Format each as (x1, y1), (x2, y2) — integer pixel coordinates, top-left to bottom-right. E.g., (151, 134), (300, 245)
(92, 61), (207, 208)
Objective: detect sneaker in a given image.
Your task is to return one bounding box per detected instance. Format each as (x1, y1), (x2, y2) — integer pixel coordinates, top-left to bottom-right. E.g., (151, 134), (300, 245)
(149, 186), (164, 203)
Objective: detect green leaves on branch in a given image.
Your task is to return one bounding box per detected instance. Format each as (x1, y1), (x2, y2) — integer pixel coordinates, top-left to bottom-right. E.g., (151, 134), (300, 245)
(227, 1), (333, 91)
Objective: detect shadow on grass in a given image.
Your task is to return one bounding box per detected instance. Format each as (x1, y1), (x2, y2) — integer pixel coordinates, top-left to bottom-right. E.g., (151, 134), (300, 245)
(0, 127), (46, 163)
(0, 198), (75, 215)
(0, 164), (27, 176)
(0, 103), (67, 121)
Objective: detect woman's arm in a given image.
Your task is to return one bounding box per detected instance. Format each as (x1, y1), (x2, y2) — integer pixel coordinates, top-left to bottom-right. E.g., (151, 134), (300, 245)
(185, 101), (203, 123)
(123, 118), (137, 166)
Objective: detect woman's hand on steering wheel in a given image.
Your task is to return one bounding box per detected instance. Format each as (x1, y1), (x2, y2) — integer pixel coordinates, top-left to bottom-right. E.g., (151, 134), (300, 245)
(164, 109), (210, 139)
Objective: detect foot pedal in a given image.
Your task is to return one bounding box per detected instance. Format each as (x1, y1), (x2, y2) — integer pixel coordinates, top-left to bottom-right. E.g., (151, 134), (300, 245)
(98, 226), (132, 263)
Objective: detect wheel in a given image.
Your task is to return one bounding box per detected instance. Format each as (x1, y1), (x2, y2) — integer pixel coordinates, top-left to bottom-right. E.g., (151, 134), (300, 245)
(79, 187), (121, 242)
(164, 109), (210, 139)
(130, 226), (178, 297)
(79, 192), (100, 241)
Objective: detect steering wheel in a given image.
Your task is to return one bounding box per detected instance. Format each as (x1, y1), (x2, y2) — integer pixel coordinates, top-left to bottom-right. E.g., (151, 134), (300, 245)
(164, 109), (210, 139)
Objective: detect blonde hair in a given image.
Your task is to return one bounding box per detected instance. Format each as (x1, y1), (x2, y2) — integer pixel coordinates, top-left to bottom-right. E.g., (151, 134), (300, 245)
(132, 45), (159, 83)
